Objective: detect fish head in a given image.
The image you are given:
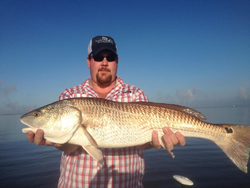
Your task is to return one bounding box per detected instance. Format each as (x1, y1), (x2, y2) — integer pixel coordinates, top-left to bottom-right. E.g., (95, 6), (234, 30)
(20, 100), (82, 143)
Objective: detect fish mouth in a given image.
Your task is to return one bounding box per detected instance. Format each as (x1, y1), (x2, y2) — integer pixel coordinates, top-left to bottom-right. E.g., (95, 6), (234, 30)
(20, 117), (25, 125)
(20, 117), (31, 127)
(20, 116), (36, 133)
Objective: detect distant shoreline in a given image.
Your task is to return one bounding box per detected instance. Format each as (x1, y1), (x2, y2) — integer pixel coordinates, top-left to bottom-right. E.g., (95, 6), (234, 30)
(0, 114), (22, 116)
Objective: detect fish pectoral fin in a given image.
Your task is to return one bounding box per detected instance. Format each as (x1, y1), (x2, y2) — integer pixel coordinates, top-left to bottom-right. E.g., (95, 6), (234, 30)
(82, 145), (104, 165)
(159, 136), (175, 158)
(68, 126), (103, 165)
(82, 125), (98, 147)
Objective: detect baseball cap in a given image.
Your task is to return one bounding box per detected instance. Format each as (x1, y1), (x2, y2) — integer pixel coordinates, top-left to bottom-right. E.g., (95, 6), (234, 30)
(88, 36), (117, 56)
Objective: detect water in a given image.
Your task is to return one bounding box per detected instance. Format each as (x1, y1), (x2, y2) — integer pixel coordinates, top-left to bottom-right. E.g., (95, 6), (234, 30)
(0, 115), (61, 188)
(0, 107), (250, 188)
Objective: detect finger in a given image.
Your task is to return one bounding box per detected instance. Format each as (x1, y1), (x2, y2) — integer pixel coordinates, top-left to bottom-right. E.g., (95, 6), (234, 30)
(34, 129), (45, 145)
(163, 127), (178, 146)
(27, 131), (35, 142)
(162, 132), (174, 151)
(175, 132), (186, 146)
(151, 130), (162, 149)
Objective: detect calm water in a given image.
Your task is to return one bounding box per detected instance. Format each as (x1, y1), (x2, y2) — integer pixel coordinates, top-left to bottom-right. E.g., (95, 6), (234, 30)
(0, 107), (250, 188)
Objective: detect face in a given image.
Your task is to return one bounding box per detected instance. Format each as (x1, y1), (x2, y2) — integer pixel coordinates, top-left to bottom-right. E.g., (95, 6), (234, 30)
(87, 50), (118, 87)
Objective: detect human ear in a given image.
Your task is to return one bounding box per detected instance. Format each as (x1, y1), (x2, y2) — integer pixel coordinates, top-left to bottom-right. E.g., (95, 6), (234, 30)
(87, 56), (91, 68)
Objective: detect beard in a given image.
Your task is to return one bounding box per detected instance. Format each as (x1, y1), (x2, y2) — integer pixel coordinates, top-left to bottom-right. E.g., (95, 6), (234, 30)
(96, 68), (113, 86)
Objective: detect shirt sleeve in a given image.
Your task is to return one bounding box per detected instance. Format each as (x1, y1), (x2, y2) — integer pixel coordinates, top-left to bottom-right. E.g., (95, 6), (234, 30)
(135, 90), (149, 102)
(58, 89), (71, 100)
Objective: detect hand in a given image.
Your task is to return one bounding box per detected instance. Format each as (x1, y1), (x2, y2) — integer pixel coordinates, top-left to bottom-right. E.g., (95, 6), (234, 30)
(26, 129), (79, 152)
(151, 127), (186, 152)
(27, 129), (59, 146)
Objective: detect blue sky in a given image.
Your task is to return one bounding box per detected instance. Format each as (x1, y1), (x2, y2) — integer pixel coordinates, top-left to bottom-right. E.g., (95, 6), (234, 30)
(0, 0), (250, 114)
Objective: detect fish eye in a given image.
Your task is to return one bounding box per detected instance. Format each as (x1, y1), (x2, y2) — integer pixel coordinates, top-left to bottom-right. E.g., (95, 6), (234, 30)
(34, 112), (40, 117)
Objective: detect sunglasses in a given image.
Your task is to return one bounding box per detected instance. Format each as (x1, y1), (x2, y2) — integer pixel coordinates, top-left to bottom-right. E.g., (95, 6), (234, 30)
(91, 54), (117, 62)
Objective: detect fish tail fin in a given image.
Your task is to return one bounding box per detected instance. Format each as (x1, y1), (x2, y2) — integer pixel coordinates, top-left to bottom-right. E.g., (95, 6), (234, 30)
(215, 124), (250, 173)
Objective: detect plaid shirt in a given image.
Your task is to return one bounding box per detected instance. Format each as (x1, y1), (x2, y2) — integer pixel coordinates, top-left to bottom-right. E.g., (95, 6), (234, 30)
(58, 77), (149, 188)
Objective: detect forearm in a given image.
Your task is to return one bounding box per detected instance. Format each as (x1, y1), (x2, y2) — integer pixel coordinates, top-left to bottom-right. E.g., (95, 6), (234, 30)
(136, 143), (153, 150)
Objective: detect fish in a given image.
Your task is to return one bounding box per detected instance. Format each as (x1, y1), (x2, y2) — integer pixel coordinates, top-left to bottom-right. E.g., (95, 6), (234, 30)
(20, 98), (250, 173)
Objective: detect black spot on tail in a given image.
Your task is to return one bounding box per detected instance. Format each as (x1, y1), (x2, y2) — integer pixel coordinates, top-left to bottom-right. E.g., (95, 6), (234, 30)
(225, 127), (233, 133)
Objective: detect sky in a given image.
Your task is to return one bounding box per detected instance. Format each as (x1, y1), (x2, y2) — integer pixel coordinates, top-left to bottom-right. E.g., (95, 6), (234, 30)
(0, 0), (250, 114)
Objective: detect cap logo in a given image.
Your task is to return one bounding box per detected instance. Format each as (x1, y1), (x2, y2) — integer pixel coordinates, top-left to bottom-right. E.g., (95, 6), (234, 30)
(88, 36), (117, 55)
(95, 37), (114, 44)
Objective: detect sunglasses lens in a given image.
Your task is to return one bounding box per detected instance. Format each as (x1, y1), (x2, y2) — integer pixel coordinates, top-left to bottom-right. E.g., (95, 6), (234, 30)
(106, 55), (117, 61)
(93, 55), (104, 61)
(93, 54), (117, 62)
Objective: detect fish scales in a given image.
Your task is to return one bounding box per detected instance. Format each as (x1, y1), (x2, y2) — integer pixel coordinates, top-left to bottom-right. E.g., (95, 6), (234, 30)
(20, 98), (250, 173)
(69, 98), (226, 147)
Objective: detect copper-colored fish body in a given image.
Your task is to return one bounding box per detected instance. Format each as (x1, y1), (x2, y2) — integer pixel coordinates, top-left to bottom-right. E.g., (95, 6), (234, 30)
(20, 98), (250, 173)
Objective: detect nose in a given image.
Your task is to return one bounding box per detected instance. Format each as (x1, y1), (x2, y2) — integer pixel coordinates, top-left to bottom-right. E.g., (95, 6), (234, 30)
(101, 57), (108, 66)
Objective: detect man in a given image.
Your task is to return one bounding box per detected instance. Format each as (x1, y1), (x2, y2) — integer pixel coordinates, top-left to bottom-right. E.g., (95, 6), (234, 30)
(27, 36), (186, 187)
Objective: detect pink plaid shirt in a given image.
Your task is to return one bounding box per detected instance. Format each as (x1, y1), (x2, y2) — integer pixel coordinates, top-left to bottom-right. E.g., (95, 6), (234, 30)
(58, 77), (149, 188)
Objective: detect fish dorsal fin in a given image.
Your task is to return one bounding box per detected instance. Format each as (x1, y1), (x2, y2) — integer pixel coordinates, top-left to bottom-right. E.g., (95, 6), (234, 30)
(133, 102), (206, 120)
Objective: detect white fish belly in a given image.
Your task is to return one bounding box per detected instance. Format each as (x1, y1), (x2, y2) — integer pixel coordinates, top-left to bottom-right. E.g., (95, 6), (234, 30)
(87, 125), (159, 148)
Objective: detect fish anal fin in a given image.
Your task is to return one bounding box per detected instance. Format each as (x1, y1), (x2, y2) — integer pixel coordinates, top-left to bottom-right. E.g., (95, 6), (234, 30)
(158, 134), (175, 158)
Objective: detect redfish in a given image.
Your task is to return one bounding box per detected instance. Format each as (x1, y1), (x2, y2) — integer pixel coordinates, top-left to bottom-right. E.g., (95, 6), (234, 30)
(20, 98), (250, 173)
